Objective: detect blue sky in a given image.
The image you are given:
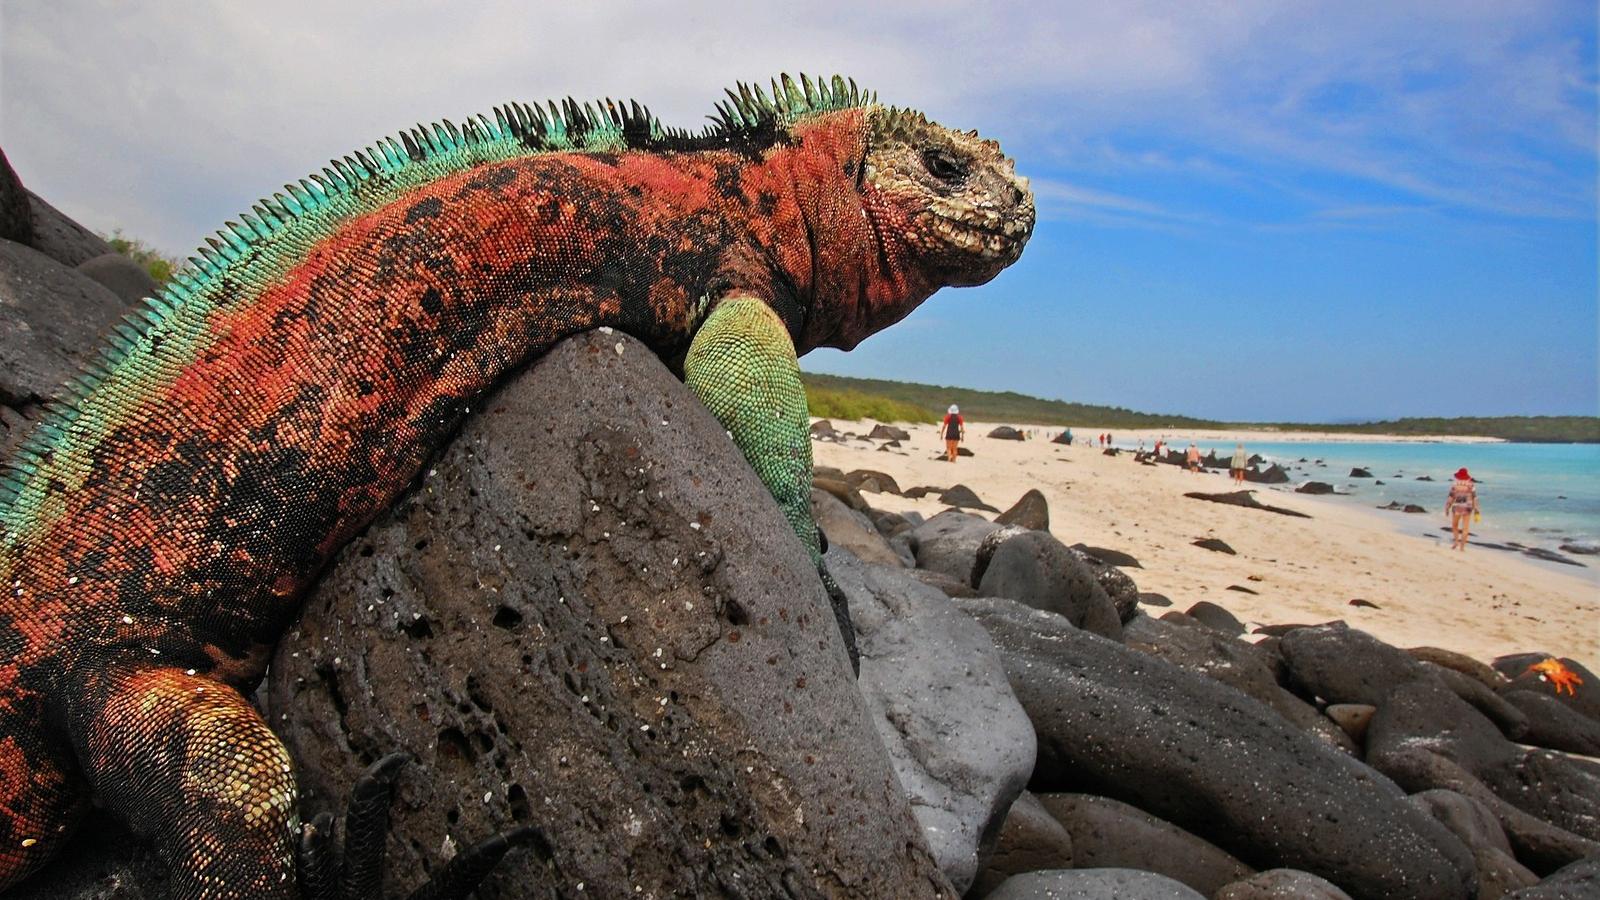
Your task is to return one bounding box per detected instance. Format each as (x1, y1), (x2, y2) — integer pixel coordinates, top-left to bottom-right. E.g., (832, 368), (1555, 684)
(2, 2), (1594, 422)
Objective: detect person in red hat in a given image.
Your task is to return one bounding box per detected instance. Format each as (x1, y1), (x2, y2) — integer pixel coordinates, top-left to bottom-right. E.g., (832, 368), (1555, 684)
(1446, 467), (1480, 550)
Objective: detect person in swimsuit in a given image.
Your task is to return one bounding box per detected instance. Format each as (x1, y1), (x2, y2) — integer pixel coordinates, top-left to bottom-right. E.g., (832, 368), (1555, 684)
(941, 404), (965, 462)
(1231, 442), (1248, 484)
(1446, 467), (1480, 550)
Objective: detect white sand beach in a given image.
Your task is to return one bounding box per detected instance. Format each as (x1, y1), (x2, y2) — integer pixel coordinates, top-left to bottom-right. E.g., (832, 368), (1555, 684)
(814, 420), (1599, 665)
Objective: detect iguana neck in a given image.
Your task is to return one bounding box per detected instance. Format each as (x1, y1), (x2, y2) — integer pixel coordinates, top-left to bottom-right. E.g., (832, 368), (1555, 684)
(765, 111), (940, 354)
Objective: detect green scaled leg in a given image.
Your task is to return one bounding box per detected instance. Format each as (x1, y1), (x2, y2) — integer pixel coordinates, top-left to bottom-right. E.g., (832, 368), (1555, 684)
(683, 295), (859, 672)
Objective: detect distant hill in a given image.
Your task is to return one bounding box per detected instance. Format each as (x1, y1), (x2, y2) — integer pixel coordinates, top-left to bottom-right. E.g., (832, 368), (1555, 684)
(800, 372), (1600, 443)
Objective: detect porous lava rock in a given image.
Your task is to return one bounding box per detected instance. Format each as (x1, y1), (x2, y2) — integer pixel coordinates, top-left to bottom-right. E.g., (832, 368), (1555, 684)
(827, 551), (1034, 892)
(1297, 481), (1335, 495)
(268, 332), (951, 898)
(957, 597), (1476, 899)
(987, 426), (1024, 440)
(867, 423), (910, 441)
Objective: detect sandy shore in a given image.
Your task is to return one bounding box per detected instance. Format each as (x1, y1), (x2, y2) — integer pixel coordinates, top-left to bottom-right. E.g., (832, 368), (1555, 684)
(813, 419), (1599, 665)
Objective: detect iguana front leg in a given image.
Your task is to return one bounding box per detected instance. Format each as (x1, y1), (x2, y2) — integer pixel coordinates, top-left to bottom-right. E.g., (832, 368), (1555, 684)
(65, 660), (529, 899)
(683, 295), (859, 672)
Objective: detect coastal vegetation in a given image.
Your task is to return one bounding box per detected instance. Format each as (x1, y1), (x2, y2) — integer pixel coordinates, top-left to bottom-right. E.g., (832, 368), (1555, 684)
(801, 372), (1600, 443)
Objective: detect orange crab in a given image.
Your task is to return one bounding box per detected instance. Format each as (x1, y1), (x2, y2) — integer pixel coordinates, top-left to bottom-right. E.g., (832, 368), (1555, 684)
(1525, 658), (1584, 696)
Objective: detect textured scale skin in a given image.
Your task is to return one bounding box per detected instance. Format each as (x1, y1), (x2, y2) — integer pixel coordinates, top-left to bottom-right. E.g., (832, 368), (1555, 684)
(0, 75), (1033, 898)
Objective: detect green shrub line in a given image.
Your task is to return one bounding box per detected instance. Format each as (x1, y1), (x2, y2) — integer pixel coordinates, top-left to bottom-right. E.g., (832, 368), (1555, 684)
(800, 372), (1600, 443)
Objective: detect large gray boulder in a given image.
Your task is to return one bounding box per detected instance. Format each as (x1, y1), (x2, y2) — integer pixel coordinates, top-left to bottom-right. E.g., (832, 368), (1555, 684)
(911, 509), (1001, 583)
(23, 190), (114, 268)
(0, 238), (128, 411)
(267, 332), (952, 898)
(985, 869), (1205, 899)
(828, 550), (1035, 892)
(958, 597), (1476, 900)
(975, 529), (1122, 640)
(1034, 793), (1253, 895)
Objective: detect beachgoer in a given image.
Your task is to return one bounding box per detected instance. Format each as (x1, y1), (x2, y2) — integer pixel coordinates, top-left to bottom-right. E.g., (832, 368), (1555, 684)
(941, 404), (965, 462)
(1064, 427), (1073, 445)
(1185, 442), (1202, 473)
(1446, 467), (1480, 550)
(1231, 442), (1248, 484)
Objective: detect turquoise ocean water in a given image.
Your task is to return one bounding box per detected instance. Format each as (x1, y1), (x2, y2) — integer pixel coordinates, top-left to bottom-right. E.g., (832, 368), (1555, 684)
(1156, 441), (1600, 557)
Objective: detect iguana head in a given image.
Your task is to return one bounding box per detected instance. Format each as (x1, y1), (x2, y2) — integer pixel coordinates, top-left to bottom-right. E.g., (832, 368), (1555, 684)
(861, 107), (1035, 287)
(797, 102), (1034, 350)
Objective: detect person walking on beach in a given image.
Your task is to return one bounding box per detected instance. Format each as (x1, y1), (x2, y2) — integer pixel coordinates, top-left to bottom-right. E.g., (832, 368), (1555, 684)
(941, 405), (965, 462)
(1231, 442), (1248, 484)
(1185, 442), (1202, 473)
(1446, 467), (1480, 550)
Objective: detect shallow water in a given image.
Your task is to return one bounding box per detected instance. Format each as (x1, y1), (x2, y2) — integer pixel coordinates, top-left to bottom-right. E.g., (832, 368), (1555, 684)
(1148, 440), (1600, 556)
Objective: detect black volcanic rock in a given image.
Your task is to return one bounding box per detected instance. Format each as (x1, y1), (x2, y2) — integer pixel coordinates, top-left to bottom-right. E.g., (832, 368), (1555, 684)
(1501, 690), (1600, 756)
(0, 147), (31, 245)
(988, 426), (1024, 440)
(867, 423), (911, 441)
(1245, 464), (1290, 485)
(1192, 537), (1237, 555)
(958, 597), (1475, 899)
(1297, 481), (1335, 494)
(1493, 655), (1600, 723)
(968, 791), (1074, 899)
(1185, 490), (1312, 518)
(976, 530), (1122, 640)
(1350, 467), (1374, 478)
(995, 488), (1049, 531)
(911, 509), (1002, 583)
(941, 483), (1000, 512)
(266, 332), (950, 898)
(1035, 793), (1254, 896)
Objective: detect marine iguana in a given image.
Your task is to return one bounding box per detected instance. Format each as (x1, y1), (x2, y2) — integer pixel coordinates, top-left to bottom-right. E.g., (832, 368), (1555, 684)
(0, 74), (1034, 898)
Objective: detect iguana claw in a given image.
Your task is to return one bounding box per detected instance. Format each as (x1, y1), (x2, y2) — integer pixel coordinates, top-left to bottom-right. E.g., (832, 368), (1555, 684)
(298, 753), (538, 900)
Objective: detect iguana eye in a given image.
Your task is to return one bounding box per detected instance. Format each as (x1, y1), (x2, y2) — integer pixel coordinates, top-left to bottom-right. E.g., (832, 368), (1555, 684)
(921, 148), (966, 181)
